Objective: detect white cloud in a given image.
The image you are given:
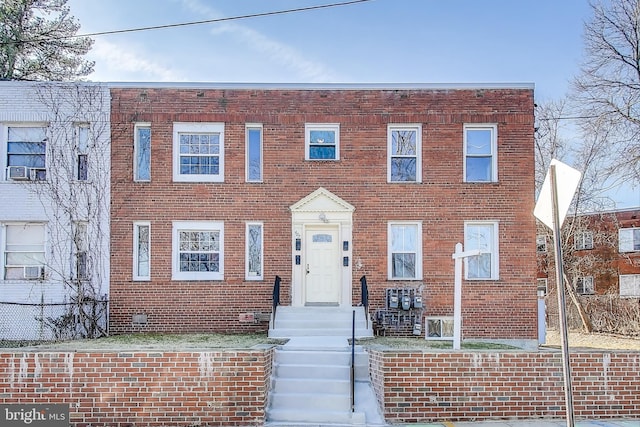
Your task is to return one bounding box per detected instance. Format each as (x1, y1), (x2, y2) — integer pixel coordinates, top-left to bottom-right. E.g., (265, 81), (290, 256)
(88, 39), (185, 82)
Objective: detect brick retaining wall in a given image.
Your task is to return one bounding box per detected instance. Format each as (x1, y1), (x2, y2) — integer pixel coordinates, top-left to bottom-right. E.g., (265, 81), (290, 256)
(368, 349), (640, 423)
(0, 349), (274, 426)
(1, 348), (638, 425)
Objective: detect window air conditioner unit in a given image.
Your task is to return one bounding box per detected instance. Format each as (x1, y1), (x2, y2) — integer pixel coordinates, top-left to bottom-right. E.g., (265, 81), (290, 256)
(7, 166), (29, 180)
(29, 168), (46, 181)
(23, 266), (43, 280)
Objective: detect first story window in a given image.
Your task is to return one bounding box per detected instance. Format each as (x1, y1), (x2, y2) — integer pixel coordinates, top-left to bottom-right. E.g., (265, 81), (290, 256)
(305, 123), (340, 160)
(388, 124), (421, 183)
(173, 122), (224, 182)
(464, 124), (497, 182)
(6, 126), (47, 181)
(537, 278), (548, 297)
(134, 123), (151, 182)
(73, 221), (88, 280)
(246, 222), (263, 280)
(133, 222), (151, 280)
(464, 221), (499, 280)
(575, 276), (594, 295)
(172, 221), (224, 281)
(619, 274), (640, 297)
(536, 235), (547, 253)
(3, 223), (46, 280)
(619, 228), (640, 252)
(388, 222), (422, 280)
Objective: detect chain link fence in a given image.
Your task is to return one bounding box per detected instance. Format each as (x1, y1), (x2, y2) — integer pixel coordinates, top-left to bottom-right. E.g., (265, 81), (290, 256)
(0, 298), (108, 343)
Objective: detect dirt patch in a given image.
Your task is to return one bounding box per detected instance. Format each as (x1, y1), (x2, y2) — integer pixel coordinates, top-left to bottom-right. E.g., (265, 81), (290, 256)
(544, 329), (640, 351)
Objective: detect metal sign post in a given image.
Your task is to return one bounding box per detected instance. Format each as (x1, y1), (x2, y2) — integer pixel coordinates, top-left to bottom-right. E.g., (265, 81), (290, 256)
(534, 159), (582, 427)
(451, 243), (480, 350)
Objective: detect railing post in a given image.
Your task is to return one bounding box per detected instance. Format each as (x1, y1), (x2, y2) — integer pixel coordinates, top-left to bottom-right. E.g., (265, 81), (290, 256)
(360, 275), (369, 329)
(272, 275), (281, 324)
(351, 309), (355, 412)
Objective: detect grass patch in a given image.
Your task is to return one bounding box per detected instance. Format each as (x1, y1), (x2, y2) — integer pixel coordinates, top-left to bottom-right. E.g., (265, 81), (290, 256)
(357, 336), (519, 350)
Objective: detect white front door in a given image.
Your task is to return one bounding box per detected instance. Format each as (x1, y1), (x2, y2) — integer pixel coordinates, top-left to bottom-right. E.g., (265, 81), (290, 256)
(305, 226), (341, 305)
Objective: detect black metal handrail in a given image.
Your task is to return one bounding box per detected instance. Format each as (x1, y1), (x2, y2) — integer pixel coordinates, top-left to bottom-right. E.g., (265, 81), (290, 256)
(360, 275), (369, 329)
(272, 275), (281, 323)
(350, 309), (355, 413)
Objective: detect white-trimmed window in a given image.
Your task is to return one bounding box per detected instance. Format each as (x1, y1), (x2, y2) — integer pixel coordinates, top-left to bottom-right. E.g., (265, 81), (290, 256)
(388, 222), (422, 280)
(575, 231), (594, 250)
(426, 317), (454, 340)
(619, 228), (640, 252)
(246, 124), (263, 182)
(173, 122), (224, 182)
(246, 222), (263, 280)
(536, 235), (547, 253)
(2, 223), (46, 280)
(305, 123), (339, 161)
(464, 124), (497, 182)
(73, 221), (88, 280)
(576, 276), (594, 295)
(134, 123), (151, 182)
(5, 125), (47, 181)
(388, 124), (422, 183)
(76, 124), (90, 181)
(172, 221), (224, 281)
(464, 221), (499, 280)
(619, 274), (640, 297)
(133, 221), (151, 281)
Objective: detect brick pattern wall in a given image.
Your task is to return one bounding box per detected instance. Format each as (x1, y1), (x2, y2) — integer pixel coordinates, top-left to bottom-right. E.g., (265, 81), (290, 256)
(110, 86), (536, 340)
(369, 349), (640, 423)
(0, 349), (274, 427)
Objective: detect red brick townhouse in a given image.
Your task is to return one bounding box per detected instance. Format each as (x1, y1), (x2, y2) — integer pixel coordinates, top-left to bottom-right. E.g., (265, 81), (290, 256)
(109, 83), (537, 344)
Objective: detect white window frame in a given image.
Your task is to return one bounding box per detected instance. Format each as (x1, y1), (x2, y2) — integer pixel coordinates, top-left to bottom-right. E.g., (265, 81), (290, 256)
(172, 122), (225, 182)
(387, 222), (423, 280)
(576, 276), (594, 295)
(619, 227), (640, 252)
(305, 123), (340, 161)
(245, 222), (263, 280)
(619, 274), (640, 298)
(536, 235), (547, 253)
(172, 221), (224, 281)
(133, 221), (151, 281)
(246, 124), (263, 182)
(2, 222), (46, 281)
(575, 231), (594, 250)
(464, 221), (499, 280)
(2, 123), (48, 182)
(463, 124), (498, 183)
(75, 123), (90, 182)
(425, 316), (454, 340)
(134, 122), (151, 182)
(537, 278), (548, 296)
(387, 124), (422, 183)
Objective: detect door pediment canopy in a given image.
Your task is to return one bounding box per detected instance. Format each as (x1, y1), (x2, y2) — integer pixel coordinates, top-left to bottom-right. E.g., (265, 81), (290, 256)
(290, 187), (355, 213)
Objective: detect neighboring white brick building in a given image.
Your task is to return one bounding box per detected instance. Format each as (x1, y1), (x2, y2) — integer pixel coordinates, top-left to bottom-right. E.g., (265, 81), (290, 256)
(0, 81), (110, 340)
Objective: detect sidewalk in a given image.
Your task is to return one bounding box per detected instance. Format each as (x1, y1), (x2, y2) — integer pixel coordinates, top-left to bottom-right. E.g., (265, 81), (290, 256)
(404, 419), (638, 426)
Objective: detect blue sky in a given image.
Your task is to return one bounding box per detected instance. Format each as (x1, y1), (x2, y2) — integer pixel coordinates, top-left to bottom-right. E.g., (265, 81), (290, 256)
(66, 0), (639, 207)
(67, 0), (590, 101)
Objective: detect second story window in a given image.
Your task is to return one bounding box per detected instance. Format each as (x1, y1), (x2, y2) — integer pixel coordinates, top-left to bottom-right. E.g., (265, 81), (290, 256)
(388, 124), (421, 183)
(246, 124), (263, 182)
(619, 227), (640, 252)
(464, 124), (497, 182)
(76, 124), (89, 181)
(536, 235), (547, 253)
(173, 122), (224, 182)
(134, 123), (151, 182)
(305, 123), (339, 160)
(6, 126), (47, 181)
(575, 231), (594, 250)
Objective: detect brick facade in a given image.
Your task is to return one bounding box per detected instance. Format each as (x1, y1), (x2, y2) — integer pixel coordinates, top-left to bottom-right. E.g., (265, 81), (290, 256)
(109, 84), (536, 341)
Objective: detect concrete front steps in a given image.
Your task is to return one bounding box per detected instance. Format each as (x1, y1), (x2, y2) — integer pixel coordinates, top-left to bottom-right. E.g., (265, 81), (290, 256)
(266, 308), (382, 426)
(268, 306), (374, 338)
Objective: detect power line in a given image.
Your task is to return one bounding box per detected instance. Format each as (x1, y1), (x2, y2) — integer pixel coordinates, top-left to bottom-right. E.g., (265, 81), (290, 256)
(0, 0), (375, 45)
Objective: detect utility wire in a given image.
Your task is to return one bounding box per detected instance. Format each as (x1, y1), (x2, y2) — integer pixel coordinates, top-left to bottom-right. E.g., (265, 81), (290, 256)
(0, 0), (374, 45)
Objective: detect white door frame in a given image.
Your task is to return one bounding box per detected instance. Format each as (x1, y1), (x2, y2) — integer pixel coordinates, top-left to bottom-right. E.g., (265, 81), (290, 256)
(290, 188), (355, 308)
